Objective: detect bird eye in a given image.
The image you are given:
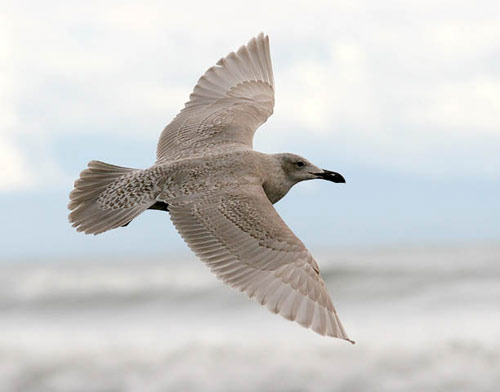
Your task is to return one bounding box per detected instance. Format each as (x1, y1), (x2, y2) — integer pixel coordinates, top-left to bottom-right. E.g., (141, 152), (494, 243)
(296, 161), (305, 168)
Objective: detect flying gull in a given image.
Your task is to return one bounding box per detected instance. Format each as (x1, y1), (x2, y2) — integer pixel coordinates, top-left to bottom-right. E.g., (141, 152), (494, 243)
(69, 33), (353, 343)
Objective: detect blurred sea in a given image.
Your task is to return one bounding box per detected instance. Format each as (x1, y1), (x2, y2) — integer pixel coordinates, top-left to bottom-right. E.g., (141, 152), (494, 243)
(1, 244), (499, 392)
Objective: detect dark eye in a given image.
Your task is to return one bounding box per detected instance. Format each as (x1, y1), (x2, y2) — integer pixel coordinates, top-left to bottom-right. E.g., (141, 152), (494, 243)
(296, 161), (305, 168)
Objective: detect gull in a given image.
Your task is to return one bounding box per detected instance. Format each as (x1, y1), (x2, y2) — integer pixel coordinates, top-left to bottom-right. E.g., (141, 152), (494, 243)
(69, 33), (353, 343)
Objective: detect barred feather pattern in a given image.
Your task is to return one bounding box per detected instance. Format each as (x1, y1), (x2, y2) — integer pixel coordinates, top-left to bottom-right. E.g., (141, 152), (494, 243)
(169, 186), (352, 342)
(68, 161), (162, 235)
(156, 33), (275, 162)
(67, 34), (353, 342)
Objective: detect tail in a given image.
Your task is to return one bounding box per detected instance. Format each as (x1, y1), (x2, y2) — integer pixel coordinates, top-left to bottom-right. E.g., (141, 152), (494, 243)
(68, 160), (161, 235)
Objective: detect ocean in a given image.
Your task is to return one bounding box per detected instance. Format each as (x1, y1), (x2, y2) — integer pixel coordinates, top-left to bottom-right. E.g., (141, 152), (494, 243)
(1, 244), (499, 391)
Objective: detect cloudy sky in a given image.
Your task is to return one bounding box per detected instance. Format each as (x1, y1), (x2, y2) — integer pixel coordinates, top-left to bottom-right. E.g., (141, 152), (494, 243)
(1, 0), (499, 260)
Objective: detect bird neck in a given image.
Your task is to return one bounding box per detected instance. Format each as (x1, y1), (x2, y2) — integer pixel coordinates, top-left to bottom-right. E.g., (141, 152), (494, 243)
(260, 154), (296, 204)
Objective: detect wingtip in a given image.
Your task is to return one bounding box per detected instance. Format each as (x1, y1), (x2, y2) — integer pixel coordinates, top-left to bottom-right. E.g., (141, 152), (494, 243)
(327, 331), (355, 344)
(249, 32), (268, 44)
(257, 32), (265, 40)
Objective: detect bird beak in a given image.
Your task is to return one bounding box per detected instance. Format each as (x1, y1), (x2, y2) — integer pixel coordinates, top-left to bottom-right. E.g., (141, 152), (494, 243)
(313, 169), (346, 183)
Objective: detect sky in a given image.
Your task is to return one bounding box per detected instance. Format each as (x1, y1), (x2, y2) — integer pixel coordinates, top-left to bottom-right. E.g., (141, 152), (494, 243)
(1, 0), (499, 260)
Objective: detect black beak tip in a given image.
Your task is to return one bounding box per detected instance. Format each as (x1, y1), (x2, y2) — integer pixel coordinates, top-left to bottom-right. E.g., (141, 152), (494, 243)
(335, 173), (346, 183)
(316, 170), (346, 183)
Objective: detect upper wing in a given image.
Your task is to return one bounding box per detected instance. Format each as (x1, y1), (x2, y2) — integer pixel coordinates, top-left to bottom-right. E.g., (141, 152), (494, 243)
(168, 185), (352, 342)
(156, 33), (275, 162)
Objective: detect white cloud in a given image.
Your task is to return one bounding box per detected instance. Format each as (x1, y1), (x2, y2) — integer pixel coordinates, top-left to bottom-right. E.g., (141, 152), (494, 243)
(276, 40), (380, 133)
(1, 0), (499, 191)
(0, 26), (33, 190)
(425, 78), (500, 132)
(0, 136), (34, 191)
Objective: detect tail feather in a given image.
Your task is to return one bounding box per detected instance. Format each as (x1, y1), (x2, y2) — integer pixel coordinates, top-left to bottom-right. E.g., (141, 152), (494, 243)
(68, 160), (160, 235)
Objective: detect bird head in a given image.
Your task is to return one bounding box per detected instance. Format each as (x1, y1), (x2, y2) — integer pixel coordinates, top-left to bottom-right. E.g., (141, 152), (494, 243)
(278, 153), (346, 184)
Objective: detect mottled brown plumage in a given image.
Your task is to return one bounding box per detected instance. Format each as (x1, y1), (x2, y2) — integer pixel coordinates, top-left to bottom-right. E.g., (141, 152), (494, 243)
(68, 34), (352, 342)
